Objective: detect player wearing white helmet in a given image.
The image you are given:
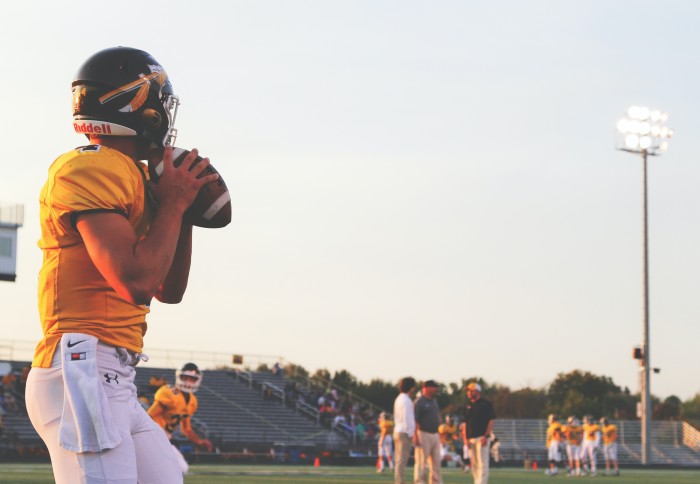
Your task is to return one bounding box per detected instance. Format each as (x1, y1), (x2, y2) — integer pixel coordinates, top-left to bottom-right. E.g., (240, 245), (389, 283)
(148, 363), (213, 476)
(600, 417), (619, 476)
(581, 415), (601, 476)
(545, 414), (563, 476)
(564, 416), (583, 476)
(376, 411), (394, 473)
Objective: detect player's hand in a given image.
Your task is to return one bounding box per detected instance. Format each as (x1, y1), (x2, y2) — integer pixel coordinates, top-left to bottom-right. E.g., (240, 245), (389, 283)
(153, 147), (217, 213)
(198, 439), (214, 452)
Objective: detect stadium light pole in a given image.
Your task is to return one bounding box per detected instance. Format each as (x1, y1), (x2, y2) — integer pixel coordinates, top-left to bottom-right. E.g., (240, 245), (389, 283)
(615, 106), (673, 466)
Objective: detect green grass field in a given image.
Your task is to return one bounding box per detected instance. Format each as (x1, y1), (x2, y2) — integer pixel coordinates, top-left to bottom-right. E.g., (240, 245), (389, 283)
(0, 464), (698, 484)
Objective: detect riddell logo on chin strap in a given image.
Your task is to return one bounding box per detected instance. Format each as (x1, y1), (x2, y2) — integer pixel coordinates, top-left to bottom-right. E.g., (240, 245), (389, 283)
(74, 122), (112, 134)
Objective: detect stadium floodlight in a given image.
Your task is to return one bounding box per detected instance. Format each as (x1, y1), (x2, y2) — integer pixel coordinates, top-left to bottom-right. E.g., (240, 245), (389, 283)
(615, 106), (673, 466)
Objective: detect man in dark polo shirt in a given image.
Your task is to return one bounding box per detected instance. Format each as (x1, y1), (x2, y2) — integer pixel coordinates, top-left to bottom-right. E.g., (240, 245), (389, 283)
(461, 382), (495, 484)
(414, 380), (442, 484)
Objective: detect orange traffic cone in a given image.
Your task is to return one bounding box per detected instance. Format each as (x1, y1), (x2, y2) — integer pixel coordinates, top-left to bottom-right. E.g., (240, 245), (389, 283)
(314, 457), (320, 467)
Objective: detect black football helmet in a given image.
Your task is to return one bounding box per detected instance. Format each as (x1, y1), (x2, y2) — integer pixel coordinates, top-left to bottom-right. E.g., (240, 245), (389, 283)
(72, 47), (180, 147)
(175, 362), (202, 393)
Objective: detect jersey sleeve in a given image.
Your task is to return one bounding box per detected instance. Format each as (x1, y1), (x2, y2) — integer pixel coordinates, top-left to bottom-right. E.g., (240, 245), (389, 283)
(48, 154), (138, 233)
(153, 385), (174, 409)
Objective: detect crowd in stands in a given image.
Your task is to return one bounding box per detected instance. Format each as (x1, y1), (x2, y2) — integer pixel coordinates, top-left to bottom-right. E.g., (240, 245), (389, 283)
(0, 365), (29, 418)
(0, 365), (51, 461)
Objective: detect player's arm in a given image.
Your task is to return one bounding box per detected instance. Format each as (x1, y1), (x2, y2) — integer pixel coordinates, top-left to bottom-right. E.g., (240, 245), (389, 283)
(180, 418), (213, 451)
(156, 221), (192, 303)
(146, 398), (165, 419)
(460, 422), (467, 444)
(77, 149), (216, 305)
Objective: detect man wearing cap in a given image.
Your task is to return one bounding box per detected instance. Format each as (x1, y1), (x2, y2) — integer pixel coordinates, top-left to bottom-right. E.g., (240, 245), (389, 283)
(393, 377), (416, 484)
(461, 382), (496, 484)
(413, 380), (442, 484)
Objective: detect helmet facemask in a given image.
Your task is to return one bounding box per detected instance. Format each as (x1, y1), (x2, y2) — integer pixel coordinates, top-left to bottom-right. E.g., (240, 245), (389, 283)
(175, 363), (202, 393)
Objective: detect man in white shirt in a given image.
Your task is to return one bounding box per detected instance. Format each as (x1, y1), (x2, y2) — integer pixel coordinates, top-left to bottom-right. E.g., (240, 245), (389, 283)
(393, 377), (417, 484)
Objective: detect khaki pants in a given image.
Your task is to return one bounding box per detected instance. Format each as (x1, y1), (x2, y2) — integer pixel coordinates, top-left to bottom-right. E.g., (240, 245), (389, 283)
(394, 432), (413, 484)
(413, 431), (442, 483)
(468, 437), (491, 484)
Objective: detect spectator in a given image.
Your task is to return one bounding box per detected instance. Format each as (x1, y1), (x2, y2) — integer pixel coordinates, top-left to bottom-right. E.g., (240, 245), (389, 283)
(393, 377), (416, 484)
(2, 372), (16, 392)
(3, 391), (19, 413)
(355, 421), (366, 441)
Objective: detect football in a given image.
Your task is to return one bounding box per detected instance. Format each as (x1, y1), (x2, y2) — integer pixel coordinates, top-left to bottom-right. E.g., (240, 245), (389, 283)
(148, 147), (231, 228)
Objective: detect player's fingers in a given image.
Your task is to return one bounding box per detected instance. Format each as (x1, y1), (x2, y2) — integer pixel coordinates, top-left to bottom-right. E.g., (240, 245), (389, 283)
(192, 158), (220, 187)
(180, 148), (200, 171)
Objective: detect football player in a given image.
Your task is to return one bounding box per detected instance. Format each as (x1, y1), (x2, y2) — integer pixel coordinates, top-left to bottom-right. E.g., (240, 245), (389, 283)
(438, 415), (458, 448)
(563, 416), (583, 476)
(545, 414), (563, 476)
(580, 415), (601, 476)
(148, 363), (214, 475)
(600, 417), (619, 476)
(376, 411), (394, 473)
(25, 46), (217, 484)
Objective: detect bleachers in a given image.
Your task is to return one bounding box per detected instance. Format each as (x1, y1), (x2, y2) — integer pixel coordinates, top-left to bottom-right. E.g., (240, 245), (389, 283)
(134, 367), (349, 451)
(0, 360), (41, 447)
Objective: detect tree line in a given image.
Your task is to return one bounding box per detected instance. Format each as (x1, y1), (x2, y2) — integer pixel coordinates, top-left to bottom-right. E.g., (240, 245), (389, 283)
(266, 363), (699, 427)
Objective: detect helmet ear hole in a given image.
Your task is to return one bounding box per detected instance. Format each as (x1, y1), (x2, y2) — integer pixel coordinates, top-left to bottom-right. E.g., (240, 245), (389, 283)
(142, 108), (162, 128)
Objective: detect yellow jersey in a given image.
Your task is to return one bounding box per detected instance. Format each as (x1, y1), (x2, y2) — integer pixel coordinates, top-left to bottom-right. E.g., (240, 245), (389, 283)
(148, 384), (200, 440)
(601, 424), (618, 445)
(583, 423), (601, 442)
(438, 422), (458, 442)
(564, 424), (583, 446)
(380, 419), (394, 436)
(546, 422), (564, 446)
(34, 145), (155, 367)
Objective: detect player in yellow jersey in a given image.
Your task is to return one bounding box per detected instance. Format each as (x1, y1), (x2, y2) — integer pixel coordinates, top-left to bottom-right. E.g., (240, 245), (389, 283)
(545, 414), (564, 476)
(148, 363), (213, 475)
(439, 416), (464, 469)
(564, 416), (583, 476)
(581, 415), (601, 476)
(600, 417), (619, 476)
(25, 47), (218, 484)
(439, 415), (458, 448)
(376, 411), (395, 472)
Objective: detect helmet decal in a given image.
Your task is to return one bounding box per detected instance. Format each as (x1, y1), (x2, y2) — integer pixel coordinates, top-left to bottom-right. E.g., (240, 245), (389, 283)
(99, 67), (168, 113)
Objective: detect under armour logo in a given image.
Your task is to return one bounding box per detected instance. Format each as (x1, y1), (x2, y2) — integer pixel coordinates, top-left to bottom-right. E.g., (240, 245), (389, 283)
(104, 373), (119, 384)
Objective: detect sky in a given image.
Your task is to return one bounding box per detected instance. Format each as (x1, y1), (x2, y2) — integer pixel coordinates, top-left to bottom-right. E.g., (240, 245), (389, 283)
(1, 0), (699, 401)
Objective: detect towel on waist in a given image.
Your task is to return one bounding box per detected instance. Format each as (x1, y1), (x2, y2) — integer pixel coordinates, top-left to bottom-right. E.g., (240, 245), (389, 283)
(59, 333), (122, 453)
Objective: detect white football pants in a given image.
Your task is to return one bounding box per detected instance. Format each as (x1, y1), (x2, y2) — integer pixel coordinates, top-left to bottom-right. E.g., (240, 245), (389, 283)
(26, 341), (183, 484)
